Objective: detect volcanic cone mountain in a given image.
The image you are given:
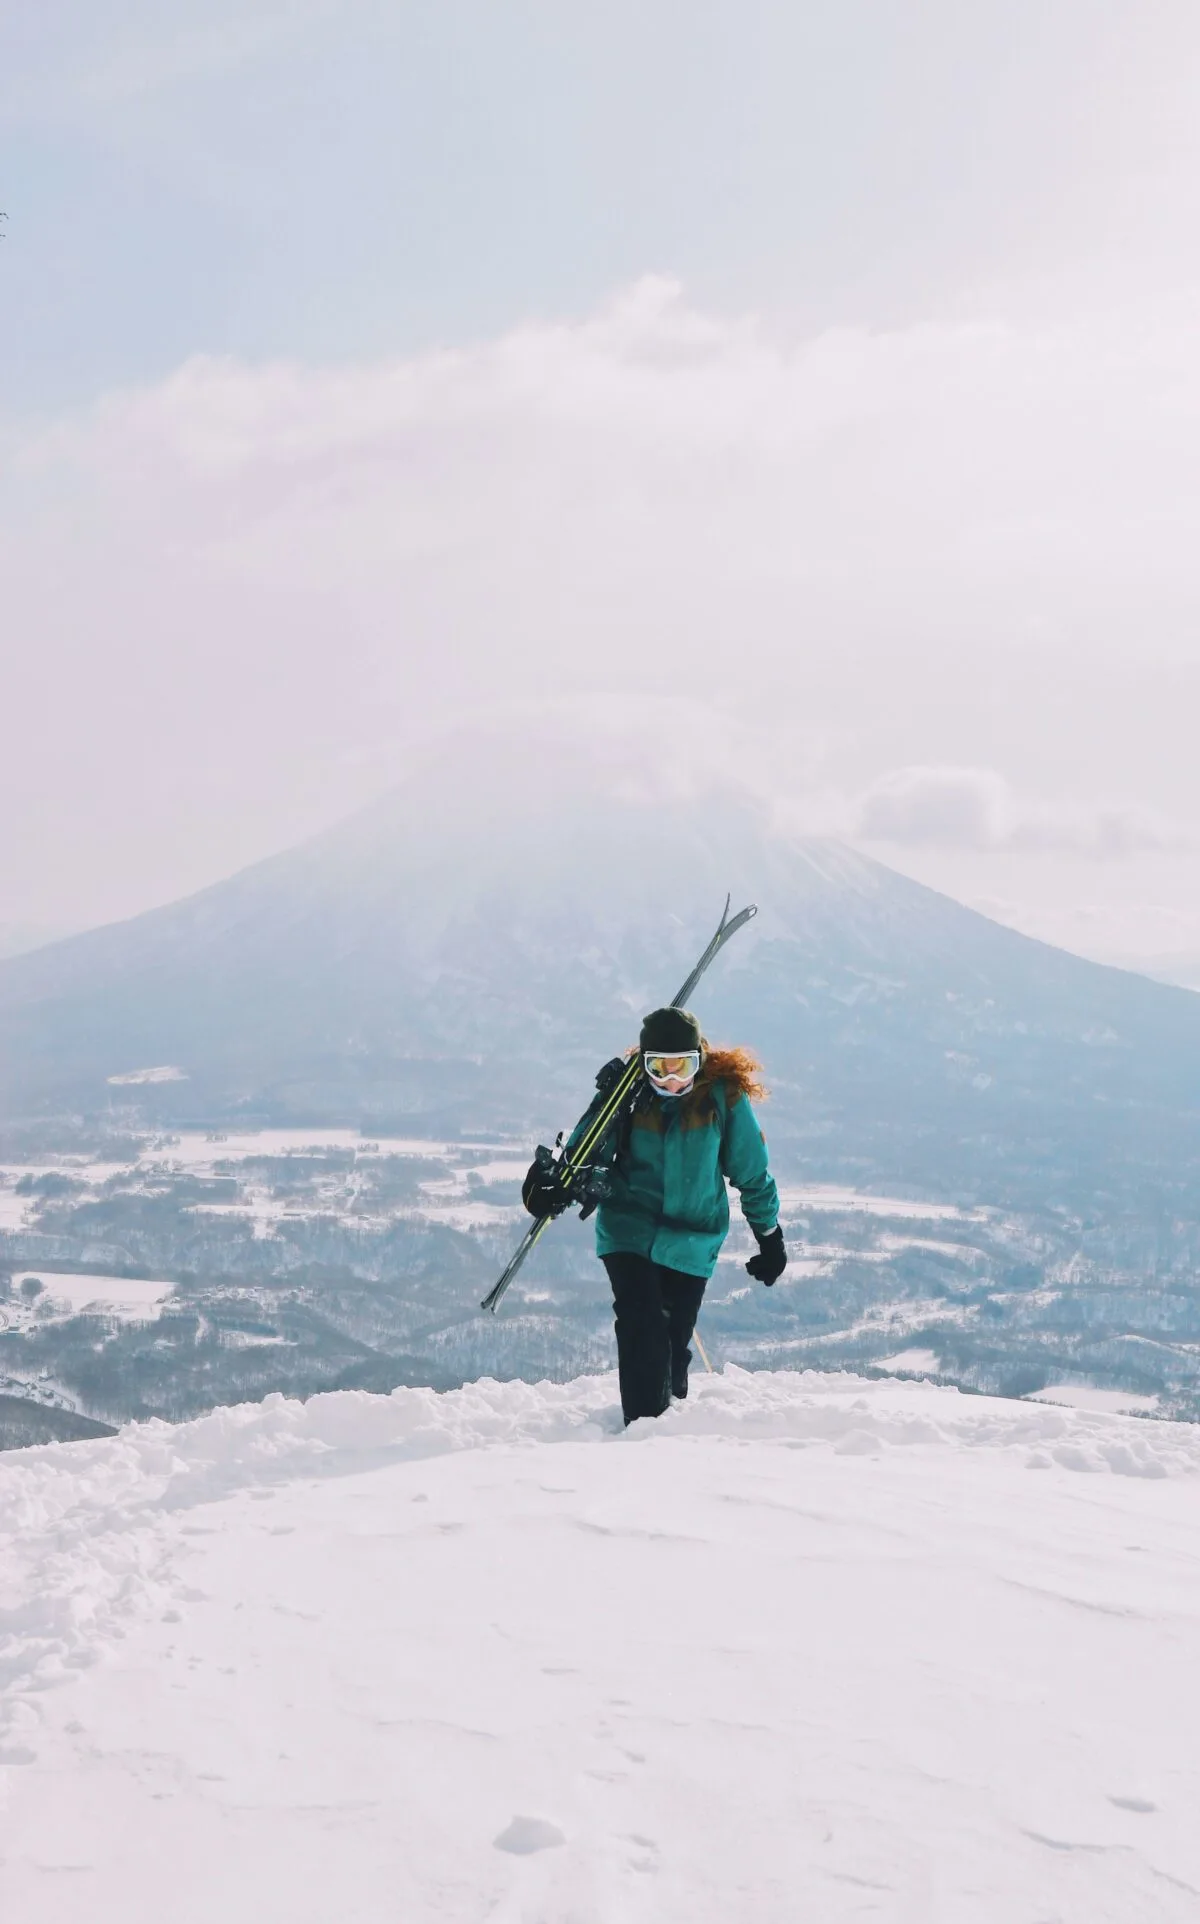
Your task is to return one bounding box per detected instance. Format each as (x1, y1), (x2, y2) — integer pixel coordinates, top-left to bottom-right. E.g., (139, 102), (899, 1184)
(3, 766), (1200, 1220)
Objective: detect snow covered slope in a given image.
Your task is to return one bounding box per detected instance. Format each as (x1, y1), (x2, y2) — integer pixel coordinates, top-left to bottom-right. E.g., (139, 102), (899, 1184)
(3, 1371), (1199, 1922)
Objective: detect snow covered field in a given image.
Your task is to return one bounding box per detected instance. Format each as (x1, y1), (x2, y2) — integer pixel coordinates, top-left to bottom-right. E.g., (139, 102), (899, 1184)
(7, 1273), (175, 1320)
(3, 1370), (1199, 1922)
(0, 1129), (531, 1241)
(777, 1184), (989, 1223)
(0, 1135), (986, 1243)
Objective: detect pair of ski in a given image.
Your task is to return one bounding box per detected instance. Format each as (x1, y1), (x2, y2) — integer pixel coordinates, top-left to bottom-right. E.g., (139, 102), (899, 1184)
(482, 896), (757, 1314)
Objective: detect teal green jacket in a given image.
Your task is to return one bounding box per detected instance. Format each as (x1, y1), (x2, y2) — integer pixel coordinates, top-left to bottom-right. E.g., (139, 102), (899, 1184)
(582, 1071), (779, 1280)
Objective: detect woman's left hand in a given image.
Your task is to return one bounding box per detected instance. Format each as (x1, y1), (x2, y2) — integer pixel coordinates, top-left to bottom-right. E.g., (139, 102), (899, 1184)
(746, 1225), (787, 1285)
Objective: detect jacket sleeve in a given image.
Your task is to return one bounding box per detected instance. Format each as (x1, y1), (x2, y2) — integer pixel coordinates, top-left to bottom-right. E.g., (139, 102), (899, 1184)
(719, 1090), (779, 1235)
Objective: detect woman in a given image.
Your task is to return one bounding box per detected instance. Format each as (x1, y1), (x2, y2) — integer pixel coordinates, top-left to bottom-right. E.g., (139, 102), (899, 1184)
(524, 1005), (786, 1424)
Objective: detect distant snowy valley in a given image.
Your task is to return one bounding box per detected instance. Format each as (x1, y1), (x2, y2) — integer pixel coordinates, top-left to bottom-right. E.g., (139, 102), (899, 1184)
(5, 1119), (1200, 1445)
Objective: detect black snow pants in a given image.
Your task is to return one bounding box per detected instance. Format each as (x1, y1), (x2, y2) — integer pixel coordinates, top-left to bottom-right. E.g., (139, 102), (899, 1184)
(601, 1252), (708, 1426)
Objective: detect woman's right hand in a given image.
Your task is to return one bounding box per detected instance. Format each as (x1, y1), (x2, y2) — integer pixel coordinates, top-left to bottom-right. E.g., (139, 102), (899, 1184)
(522, 1148), (570, 1218)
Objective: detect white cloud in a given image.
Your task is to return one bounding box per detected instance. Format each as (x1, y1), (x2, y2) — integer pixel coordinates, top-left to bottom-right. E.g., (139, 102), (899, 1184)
(4, 278), (1200, 926)
(852, 765), (1194, 857)
(854, 767), (1014, 850)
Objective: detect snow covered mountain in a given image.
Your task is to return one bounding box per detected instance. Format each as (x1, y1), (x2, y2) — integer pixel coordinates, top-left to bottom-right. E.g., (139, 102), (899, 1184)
(6, 760), (1200, 1435)
(3, 1368), (1199, 1921)
(4, 759), (1200, 1227)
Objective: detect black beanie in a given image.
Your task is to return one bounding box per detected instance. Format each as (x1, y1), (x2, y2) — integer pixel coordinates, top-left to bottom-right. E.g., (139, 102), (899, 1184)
(640, 1006), (702, 1053)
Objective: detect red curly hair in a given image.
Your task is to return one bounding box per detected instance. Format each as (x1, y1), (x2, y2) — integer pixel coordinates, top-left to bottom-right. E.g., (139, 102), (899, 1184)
(700, 1045), (769, 1102)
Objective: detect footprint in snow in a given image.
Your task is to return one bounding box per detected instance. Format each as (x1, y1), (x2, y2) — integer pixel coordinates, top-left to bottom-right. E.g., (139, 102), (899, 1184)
(493, 1816), (566, 1855)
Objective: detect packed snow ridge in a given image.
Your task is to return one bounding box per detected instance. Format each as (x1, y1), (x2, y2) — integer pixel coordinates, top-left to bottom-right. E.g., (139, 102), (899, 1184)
(3, 1368), (1200, 1922)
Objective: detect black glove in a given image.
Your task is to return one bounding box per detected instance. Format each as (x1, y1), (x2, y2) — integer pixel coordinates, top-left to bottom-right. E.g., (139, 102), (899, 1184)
(522, 1147), (571, 1219)
(746, 1224), (787, 1286)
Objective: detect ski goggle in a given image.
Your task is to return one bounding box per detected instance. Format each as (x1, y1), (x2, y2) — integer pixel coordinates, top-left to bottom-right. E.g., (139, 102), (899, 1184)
(643, 1049), (702, 1083)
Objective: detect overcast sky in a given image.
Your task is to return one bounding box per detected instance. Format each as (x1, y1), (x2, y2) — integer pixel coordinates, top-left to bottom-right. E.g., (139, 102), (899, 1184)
(4, 1), (1200, 961)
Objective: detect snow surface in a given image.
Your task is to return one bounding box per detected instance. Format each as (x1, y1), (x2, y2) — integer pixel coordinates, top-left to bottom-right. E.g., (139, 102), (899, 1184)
(3, 1369), (1200, 1922)
(777, 1185), (988, 1222)
(106, 1065), (188, 1086)
(0, 1133), (529, 1242)
(156, 1128), (519, 1165)
(1027, 1384), (1162, 1417)
(876, 1347), (943, 1377)
(8, 1272), (174, 1320)
(2, 1145), (990, 1269)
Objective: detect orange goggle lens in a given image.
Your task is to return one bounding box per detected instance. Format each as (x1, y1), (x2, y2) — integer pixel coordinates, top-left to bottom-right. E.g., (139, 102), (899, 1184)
(644, 1050), (701, 1082)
